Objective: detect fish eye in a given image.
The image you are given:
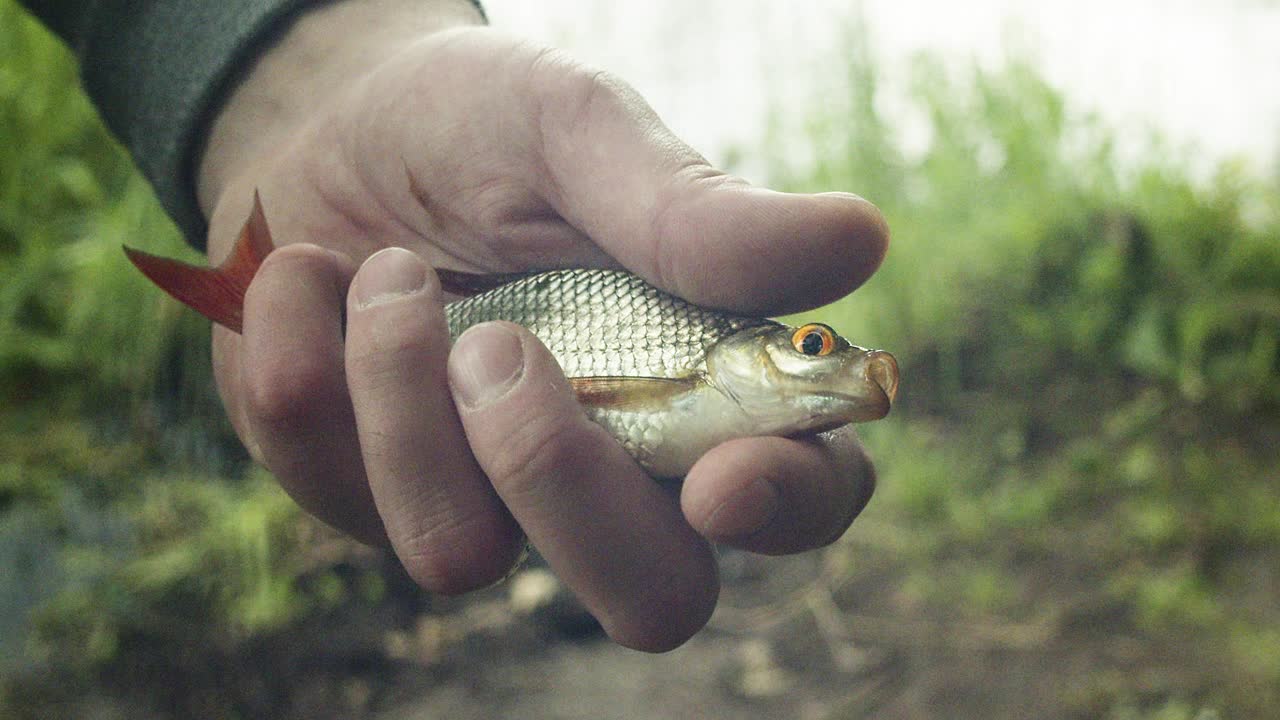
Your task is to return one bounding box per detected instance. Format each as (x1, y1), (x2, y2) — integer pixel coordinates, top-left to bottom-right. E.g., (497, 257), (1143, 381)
(791, 323), (836, 356)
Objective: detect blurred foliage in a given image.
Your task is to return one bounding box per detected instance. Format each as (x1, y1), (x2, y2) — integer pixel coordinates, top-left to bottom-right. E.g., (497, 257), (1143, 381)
(768, 19), (1280, 720)
(0, 1), (347, 710)
(2, 0), (1279, 717)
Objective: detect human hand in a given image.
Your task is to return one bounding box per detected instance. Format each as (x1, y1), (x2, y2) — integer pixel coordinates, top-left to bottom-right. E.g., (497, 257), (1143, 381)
(196, 0), (888, 652)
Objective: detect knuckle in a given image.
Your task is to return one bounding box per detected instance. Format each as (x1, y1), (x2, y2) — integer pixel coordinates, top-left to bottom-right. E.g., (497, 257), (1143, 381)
(484, 414), (593, 500)
(347, 315), (446, 392)
(559, 67), (617, 138)
(525, 43), (576, 84)
(646, 161), (729, 293)
(244, 349), (342, 431)
(394, 510), (517, 595)
(458, 174), (524, 239)
(529, 46), (625, 144)
(348, 322), (430, 376)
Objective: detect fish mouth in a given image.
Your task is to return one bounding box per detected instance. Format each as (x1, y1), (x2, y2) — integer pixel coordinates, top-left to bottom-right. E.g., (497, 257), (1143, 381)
(810, 350), (900, 428)
(864, 350), (899, 405)
(820, 389), (891, 425)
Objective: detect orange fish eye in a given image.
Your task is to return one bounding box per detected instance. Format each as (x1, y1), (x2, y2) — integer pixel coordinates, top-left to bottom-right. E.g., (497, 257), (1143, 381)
(791, 323), (836, 356)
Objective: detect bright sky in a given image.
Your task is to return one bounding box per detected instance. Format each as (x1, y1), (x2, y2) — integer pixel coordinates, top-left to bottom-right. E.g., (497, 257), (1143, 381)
(483, 0), (1280, 179)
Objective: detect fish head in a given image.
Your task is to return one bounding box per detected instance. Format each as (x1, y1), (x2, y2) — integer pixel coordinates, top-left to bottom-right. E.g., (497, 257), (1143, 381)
(705, 323), (899, 436)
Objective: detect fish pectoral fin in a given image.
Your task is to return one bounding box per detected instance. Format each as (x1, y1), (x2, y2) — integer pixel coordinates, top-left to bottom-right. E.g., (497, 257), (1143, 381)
(569, 376), (700, 411)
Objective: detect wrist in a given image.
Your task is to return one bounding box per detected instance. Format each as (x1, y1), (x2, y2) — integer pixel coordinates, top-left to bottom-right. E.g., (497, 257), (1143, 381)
(196, 0), (485, 218)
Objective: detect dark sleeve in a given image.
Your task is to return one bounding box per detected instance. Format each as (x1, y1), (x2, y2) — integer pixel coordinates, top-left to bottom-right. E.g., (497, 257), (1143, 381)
(18, 0), (487, 248)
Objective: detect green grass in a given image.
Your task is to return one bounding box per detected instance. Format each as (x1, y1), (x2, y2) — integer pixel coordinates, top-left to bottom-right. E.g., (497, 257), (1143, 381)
(1, 0), (317, 689)
(766, 24), (1279, 718)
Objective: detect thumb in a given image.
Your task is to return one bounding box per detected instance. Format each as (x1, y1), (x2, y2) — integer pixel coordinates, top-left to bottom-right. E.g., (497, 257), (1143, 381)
(527, 53), (890, 315)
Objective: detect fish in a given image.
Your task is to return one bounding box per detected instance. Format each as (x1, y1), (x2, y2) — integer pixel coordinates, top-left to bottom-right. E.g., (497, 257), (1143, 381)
(125, 194), (899, 478)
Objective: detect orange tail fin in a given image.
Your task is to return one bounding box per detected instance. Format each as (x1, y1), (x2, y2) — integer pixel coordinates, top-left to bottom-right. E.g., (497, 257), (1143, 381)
(124, 192), (274, 334)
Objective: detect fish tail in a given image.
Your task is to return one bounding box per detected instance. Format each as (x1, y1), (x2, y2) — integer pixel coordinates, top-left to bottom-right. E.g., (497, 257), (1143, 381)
(123, 191), (274, 334)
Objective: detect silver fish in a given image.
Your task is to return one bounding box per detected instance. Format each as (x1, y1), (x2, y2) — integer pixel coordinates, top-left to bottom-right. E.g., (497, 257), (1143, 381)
(443, 268), (898, 476)
(126, 195), (899, 477)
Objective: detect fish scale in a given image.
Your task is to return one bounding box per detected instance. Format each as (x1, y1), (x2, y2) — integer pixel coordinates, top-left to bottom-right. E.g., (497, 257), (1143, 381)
(444, 268), (776, 379)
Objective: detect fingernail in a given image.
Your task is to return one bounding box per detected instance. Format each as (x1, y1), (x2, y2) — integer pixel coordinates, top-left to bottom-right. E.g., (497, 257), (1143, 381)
(450, 323), (525, 409)
(702, 477), (780, 540)
(354, 248), (428, 308)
